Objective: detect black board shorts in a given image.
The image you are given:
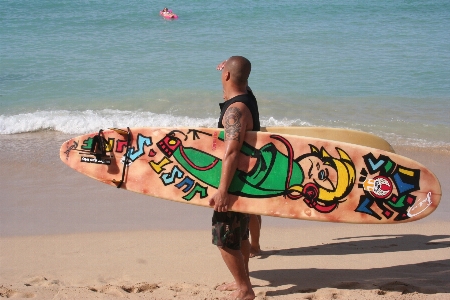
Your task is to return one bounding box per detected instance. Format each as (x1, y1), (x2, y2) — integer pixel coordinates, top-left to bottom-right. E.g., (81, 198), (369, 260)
(212, 211), (250, 250)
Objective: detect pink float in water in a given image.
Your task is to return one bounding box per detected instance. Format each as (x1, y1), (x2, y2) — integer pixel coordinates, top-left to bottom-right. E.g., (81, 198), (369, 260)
(160, 9), (178, 19)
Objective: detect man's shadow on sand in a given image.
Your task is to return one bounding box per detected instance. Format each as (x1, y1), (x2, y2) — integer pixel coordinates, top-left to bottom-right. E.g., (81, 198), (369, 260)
(258, 234), (450, 257)
(251, 234), (450, 296)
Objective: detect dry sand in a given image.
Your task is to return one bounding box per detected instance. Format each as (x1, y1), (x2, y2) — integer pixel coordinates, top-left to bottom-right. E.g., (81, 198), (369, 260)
(1, 223), (450, 299)
(0, 133), (449, 299)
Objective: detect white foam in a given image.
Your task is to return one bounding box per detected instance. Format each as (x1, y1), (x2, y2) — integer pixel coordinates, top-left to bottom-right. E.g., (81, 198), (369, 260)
(261, 116), (312, 127)
(0, 110), (218, 135)
(1, 110), (448, 148)
(0, 110), (312, 135)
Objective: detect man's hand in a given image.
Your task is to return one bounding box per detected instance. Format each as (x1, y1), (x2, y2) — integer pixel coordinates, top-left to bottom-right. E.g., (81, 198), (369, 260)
(216, 60), (227, 71)
(209, 189), (230, 212)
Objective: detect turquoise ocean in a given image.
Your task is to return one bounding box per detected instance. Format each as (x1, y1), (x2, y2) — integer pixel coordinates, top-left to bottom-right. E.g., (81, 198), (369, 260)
(2, 0), (449, 149)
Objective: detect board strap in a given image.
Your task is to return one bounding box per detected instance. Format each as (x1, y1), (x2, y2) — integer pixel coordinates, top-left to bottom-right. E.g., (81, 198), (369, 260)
(112, 127), (131, 188)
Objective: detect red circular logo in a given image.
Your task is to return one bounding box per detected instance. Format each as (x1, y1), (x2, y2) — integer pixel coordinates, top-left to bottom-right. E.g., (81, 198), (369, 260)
(370, 176), (393, 199)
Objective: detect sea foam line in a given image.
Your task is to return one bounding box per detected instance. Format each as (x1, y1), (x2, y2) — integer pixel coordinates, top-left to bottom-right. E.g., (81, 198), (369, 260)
(2, 109), (447, 149)
(0, 110), (309, 135)
(0, 110), (216, 135)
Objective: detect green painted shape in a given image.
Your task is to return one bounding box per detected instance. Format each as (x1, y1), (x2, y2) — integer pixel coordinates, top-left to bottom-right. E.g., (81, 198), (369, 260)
(82, 137), (94, 150)
(229, 143), (304, 197)
(173, 148), (222, 188)
(388, 195), (407, 208)
(183, 183), (208, 201)
(173, 142), (304, 198)
(384, 160), (394, 173)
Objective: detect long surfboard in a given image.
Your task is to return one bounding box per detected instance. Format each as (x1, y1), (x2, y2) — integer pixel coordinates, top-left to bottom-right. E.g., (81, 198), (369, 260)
(60, 127), (441, 224)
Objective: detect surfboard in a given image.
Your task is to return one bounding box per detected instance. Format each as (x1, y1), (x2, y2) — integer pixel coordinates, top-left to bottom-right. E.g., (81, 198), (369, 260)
(263, 127), (395, 153)
(60, 127), (441, 224)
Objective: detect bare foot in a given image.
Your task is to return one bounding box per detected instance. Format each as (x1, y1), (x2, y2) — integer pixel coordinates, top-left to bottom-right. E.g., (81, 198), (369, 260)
(216, 281), (238, 291)
(229, 288), (255, 300)
(249, 247), (261, 258)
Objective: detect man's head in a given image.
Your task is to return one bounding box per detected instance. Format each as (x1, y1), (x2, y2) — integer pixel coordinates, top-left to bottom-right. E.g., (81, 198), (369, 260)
(223, 56), (251, 85)
(221, 56), (251, 100)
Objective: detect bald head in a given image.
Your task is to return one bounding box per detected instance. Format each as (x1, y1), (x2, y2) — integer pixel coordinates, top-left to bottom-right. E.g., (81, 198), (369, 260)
(224, 56), (251, 86)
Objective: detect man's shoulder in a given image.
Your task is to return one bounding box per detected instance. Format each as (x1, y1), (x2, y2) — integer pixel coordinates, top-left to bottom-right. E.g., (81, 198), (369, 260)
(226, 100), (251, 111)
(226, 93), (255, 108)
(224, 101), (254, 131)
(224, 101), (250, 116)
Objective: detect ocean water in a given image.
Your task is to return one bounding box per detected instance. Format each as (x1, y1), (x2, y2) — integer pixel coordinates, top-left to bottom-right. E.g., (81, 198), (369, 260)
(1, 0), (449, 148)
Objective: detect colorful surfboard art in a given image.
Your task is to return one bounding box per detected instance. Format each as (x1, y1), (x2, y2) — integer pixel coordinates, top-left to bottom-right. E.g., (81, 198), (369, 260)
(60, 127), (441, 224)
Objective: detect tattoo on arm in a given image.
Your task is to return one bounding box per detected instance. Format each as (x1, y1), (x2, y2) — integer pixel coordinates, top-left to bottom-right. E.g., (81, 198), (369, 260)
(223, 107), (242, 141)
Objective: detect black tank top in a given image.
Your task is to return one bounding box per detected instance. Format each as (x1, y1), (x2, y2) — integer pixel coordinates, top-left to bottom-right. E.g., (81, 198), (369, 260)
(218, 90), (260, 131)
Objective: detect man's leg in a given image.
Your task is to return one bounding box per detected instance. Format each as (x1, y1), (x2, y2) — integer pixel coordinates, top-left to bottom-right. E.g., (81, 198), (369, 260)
(219, 246), (255, 299)
(215, 239), (250, 292)
(241, 238), (251, 275)
(249, 214), (261, 257)
(215, 212), (253, 297)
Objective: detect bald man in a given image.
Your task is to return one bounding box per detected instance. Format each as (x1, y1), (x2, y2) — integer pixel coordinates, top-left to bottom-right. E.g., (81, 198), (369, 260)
(209, 56), (259, 300)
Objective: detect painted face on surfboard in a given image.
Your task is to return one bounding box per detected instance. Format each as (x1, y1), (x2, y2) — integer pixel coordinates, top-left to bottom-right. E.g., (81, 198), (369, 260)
(299, 156), (337, 192)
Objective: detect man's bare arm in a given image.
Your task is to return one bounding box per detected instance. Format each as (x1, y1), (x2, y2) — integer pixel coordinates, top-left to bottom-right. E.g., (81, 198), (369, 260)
(209, 103), (250, 212)
(223, 106), (242, 142)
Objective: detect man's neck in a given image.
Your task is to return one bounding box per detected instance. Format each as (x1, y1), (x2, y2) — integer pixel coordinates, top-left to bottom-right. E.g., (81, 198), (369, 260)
(224, 87), (248, 101)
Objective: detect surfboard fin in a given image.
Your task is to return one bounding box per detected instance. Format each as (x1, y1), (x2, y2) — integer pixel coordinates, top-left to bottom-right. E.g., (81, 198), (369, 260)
(109, 128), (129, 136)
(112, 179), (123, 186)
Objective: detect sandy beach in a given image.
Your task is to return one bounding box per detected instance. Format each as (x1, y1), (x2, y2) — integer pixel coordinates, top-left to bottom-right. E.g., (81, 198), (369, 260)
(1, 132), (449, 299)
(3, 0), (449, 298)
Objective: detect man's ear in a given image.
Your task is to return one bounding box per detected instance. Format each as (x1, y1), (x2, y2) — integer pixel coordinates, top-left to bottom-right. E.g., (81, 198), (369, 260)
(224, 71), (231, 81)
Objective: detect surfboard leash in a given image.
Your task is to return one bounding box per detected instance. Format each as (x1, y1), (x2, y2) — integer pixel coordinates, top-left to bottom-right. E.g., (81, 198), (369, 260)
(112, 127), (131, 188)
